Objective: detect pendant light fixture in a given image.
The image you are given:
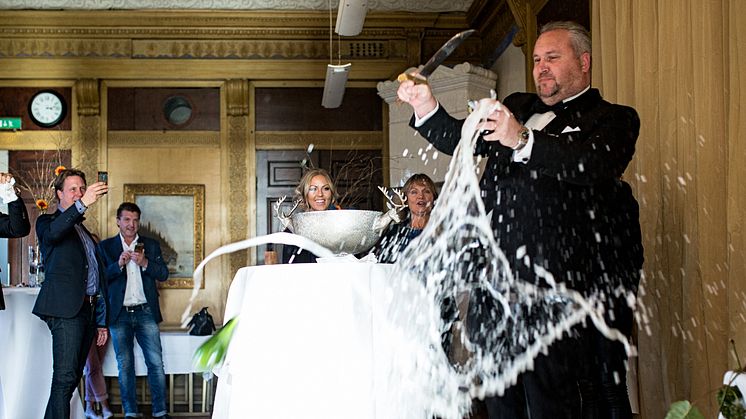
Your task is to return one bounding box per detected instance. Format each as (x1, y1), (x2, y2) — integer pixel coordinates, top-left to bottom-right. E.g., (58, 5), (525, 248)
(321, 0), (366, 108)
(335, 0), (368, 37)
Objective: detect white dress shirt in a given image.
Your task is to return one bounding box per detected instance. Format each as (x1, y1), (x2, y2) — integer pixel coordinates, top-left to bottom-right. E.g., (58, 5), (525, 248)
(120, 234), (147, 307)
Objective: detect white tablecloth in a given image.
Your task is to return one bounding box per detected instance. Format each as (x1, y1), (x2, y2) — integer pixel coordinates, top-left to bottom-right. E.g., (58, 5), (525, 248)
(101, 331), (210, 377)
(213, 263), (407, 419)
(0, 287), (85, 419)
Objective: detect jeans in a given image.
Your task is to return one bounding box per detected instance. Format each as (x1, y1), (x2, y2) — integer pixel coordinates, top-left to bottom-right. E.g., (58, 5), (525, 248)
(110, 305), (167, 417)
(44, 303), (97, 419)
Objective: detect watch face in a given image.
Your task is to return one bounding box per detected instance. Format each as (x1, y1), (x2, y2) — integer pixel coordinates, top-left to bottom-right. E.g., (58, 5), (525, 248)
(29, 90), (67, 128)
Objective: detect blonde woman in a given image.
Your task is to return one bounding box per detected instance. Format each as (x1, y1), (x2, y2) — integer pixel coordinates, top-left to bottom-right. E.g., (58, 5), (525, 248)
(281, 168), (339, 263)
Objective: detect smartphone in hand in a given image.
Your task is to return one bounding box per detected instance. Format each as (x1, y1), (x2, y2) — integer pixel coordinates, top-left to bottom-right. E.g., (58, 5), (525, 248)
(97, 171), (108, 194)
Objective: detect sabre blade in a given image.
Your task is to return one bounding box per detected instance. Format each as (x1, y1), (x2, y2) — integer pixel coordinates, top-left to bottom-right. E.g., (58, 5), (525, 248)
(418, 29), (476, 79)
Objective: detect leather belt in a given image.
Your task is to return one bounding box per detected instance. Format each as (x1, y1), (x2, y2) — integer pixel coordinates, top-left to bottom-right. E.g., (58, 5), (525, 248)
(83, 294), (98, 305)
(124, 303), (147, 312)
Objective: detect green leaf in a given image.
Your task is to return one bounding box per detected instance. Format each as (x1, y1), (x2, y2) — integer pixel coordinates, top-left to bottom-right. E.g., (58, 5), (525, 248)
(665, 400), (705, 419)
(192, 317), (239, 371)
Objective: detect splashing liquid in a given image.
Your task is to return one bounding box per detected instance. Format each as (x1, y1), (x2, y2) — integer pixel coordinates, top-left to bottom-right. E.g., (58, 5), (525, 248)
(377, 98), (634, 418)
(186, 99), (634, 418)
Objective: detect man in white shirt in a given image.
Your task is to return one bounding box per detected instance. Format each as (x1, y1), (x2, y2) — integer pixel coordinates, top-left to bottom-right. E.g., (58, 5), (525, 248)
(98, 202), (170, 419)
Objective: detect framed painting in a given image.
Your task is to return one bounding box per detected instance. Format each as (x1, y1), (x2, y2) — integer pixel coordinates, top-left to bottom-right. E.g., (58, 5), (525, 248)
(123, 184), (205, 289)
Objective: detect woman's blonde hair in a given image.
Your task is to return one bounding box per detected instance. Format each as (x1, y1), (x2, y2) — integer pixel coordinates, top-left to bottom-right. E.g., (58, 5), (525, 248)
(294, 168), (338, 211)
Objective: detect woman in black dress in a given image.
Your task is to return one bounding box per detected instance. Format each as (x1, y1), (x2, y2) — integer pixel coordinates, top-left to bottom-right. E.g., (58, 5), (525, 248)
(373, 173), (437, 263)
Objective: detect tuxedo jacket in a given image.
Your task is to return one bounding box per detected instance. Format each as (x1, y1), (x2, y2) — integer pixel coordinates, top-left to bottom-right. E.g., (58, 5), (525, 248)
(413, 89), (644, 294)
(97, 235), (169, 324)
(32, 206), (108, 326)
(0, 200), (31, 310)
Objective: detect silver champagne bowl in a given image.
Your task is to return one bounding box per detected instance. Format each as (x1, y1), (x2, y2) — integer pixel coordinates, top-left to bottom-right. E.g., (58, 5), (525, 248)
(289, 210), (385, 255)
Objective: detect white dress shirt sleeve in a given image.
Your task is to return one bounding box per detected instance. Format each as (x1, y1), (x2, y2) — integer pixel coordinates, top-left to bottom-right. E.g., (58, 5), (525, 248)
(412, 102), (441, 128)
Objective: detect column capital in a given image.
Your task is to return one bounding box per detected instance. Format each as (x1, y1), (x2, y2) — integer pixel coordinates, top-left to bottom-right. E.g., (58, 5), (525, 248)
(225, 79), (249, 117)
(75, 79), (100, 116)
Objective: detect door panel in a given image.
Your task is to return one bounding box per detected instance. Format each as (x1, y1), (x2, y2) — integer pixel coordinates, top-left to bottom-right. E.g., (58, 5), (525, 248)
(256, 150), (314, 264)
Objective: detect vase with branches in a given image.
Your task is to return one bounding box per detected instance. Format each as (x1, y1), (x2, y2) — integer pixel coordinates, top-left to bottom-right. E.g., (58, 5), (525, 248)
(10, 146), (67, 286)
(12, 151), (66, 215)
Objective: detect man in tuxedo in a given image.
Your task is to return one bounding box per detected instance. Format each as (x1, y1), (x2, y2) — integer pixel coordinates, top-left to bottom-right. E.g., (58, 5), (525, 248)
(98, 202), (170, 419)
(0, 172), (31, 310)
(397, 21), (643, 419)
(32, 168), (109, 419)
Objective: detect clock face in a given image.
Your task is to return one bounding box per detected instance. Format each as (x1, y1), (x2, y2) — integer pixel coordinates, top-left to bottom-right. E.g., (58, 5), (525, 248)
(29, 90), (67, 128)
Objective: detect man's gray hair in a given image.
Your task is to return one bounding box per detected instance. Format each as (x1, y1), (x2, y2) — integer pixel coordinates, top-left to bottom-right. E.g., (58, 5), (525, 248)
(539, 21), (591, 57)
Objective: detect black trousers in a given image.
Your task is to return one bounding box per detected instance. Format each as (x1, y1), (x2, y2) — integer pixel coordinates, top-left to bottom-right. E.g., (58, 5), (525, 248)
(580, 300), (635, 419)
(43, 303), (97, 419)
(484, 329), (585, 419)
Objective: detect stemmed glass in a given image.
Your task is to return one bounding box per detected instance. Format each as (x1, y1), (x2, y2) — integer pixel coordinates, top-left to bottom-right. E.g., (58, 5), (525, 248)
(26, 245), (44, 286)
(28, 245), (39, 287)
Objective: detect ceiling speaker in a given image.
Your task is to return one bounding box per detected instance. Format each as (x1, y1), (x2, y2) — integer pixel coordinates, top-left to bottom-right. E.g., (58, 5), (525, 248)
(321, 63), (351, 109)
(335, 0), (368, 36)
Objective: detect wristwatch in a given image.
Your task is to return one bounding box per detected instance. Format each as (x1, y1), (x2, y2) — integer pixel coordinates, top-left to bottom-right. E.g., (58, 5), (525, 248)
(512, 126), (530, 151)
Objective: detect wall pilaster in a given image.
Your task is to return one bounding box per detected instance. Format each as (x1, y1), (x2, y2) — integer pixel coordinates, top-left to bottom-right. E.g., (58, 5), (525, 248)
(223, 79), (252, 273)
(74, 78), (105, 236)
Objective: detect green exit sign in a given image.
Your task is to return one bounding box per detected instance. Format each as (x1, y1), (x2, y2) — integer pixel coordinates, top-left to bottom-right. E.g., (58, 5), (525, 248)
(0, 117), (21, 130)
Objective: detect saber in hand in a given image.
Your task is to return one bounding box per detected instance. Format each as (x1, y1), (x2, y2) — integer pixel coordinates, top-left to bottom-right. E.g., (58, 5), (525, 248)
(397, 29), (477, 84)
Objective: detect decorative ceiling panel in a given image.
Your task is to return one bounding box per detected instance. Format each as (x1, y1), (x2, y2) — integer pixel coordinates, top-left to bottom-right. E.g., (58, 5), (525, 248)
(0, 0), (474, 12)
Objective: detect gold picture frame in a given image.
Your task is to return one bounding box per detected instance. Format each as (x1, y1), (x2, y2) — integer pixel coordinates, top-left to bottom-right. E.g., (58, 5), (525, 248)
(123, 184), (205, 289)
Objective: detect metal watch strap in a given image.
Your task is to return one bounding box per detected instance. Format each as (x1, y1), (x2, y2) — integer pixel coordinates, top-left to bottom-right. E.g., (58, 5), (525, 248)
(513, 126), (529, 151)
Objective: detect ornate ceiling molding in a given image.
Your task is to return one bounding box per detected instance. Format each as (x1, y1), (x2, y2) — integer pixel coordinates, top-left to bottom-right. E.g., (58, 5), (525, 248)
(0, 37), (403, 60)
(0, 10), (459, 34)
(0, 38), (131, 58)
(0, 0), (474, 12)
(0, 8), (476, 80)
(131, 39), (400, 60)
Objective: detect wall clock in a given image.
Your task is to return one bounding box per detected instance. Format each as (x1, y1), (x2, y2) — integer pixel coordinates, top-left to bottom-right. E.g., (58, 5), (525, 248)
(28, 90), (67, 128)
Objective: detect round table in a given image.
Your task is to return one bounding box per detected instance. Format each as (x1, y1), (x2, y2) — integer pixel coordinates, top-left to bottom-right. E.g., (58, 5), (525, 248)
(0, 287), (85, 419)
(213, 262), (411, 419)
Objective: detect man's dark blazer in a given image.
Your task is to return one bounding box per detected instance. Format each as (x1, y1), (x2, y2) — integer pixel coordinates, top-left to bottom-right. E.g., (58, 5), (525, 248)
(97, 235), (169, 324)
(412, 88), (644, 295)
(32, 205), (108, 327)
(0, 199), (31, 310)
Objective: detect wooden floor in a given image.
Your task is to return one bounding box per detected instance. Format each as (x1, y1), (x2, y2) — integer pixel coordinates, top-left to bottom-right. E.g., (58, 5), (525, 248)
(86, 374), (215, 418)
(94, 396), (488, 419)
(92, 369), (492, 419)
